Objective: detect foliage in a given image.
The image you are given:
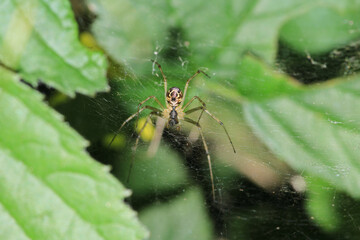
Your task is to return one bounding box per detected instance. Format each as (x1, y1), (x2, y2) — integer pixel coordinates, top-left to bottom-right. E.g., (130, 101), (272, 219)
(139, 189), (213, 240)
(89, 0), (360, 239)
(2, 0), (360, 239)
(0, 0), (147, 239)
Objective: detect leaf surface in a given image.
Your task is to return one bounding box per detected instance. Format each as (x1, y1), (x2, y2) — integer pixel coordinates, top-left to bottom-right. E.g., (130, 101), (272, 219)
(0, 0), (108, 96)
(0, 68), (147, 239)
(139, 188), (212, 240)
(90, 0), (360, 66)
(242, 56), (360, 198)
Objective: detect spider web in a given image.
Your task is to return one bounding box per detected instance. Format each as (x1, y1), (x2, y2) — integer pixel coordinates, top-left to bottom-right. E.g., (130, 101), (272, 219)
(50, 1), (360, 239)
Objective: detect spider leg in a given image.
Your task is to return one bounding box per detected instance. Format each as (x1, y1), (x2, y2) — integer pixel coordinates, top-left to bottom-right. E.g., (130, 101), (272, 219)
(202, 108), (236, 153)
(183, 96), (207, 124)
(181, 70), (210, 108)
(184, 106), (204, 125)
(127, 111), (162, 182)
(183, 96), (206, 111)
(184, 106), (202, 114)
(137, 96), (165, 112)
(151, 60), (168, 107)
(136, 96), (165, 131)
(183, 96), (236, 153)
(184, 117), (216, 202)
(109, 105), (162, 147)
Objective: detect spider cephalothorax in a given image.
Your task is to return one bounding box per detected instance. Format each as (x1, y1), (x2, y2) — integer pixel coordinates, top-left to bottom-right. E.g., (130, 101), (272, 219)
(110, 60), (236, 201)
(166, 87), (183, 107)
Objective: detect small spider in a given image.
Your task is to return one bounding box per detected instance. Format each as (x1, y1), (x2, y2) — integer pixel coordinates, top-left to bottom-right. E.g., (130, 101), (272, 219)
(110, 60), (236, 201)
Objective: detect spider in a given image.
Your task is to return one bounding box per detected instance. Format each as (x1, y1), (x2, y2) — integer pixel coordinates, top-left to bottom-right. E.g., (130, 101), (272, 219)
(110, 60), (236, 201)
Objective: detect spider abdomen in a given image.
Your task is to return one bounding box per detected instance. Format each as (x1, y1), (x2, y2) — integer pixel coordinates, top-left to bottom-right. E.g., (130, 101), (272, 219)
(163, 106), (184, 128)
(169, 107), (179, 127)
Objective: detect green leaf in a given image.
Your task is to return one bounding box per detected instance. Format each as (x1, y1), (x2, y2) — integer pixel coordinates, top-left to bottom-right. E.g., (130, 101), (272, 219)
(90, 0), (360, 67)
(139, 188), (213, 240)
(114, 144), (189, 198)
(305, 176), (339, 231)
(280, 5), (360, 55)
(0, 0), (108, 96)
(0, 67), (148, 239)
(243, 57), (360, 198)
(237, 56), (301, 99)
(305, 176), (360, 237)
(89, 0), (157, 64)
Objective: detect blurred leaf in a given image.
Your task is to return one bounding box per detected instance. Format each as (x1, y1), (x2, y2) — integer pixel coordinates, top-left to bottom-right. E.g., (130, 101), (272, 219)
(0, 0), (108, 96)
(280, 5), (360, 55)
(89, 0), (360, 68)
(306, 176), (339, 231)
(114, 144), (189, 199)
(0, 68), (147, 239)
(243, 56), (360, 198)
(139, 188), (213, 240)
(306, 176), (360, 238)
(88, 0), (157, 64)
(237, 56), (301, 99)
